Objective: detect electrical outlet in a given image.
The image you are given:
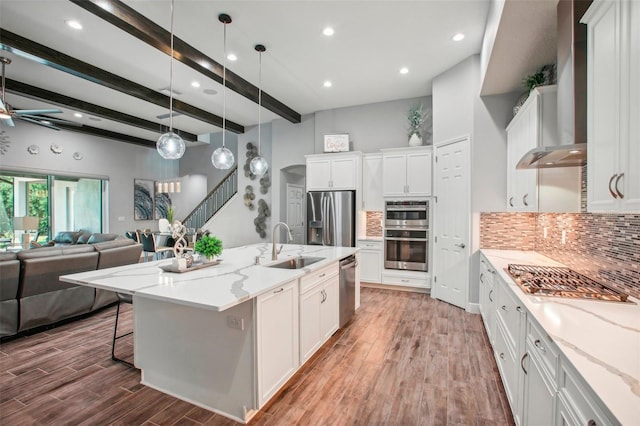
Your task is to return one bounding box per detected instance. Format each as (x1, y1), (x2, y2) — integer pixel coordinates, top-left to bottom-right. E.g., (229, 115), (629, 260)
(227, 315), (244, 330)
(543, 227), (547, 239)
(561, 230), (566, 244)
(117, 216), (125, 222)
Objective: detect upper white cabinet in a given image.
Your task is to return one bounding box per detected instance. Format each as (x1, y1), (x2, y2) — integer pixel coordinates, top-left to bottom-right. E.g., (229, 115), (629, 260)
(362, 153), (384, 210)
(505, 86), (581, 213)
(306, 152), (362, 191)
(381, 146), (432, 197)
(582, 0), (640, 212)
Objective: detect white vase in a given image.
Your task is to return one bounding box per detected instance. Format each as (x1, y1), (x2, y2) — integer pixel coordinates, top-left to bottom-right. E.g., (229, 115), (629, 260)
(408, 133), (422, 146)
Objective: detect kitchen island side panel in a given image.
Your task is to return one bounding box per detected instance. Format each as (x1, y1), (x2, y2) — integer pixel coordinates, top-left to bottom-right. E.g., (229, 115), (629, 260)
(134, 295), (256, 423)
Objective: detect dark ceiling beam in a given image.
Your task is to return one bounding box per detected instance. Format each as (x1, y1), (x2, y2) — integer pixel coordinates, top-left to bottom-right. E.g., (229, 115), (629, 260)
(0, 28), (245, 134)
(55, 122), (157, 148)
(69, 0), (302, 124)
(5, 78), (199, 142)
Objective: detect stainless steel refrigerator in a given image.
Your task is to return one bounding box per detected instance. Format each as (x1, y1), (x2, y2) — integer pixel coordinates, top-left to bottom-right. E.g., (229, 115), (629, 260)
(306, 191), (356, 247)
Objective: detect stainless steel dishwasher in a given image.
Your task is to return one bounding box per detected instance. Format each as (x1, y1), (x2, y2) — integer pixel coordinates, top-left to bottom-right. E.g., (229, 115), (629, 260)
(339, 255), (357, 327)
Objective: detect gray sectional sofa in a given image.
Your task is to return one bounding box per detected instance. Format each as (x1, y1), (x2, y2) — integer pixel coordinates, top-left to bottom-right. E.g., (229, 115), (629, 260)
(0, 238), (142, 338)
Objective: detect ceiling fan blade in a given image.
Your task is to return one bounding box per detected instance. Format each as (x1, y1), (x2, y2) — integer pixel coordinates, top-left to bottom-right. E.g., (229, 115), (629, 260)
(16, 116), (61, 130)
(19, 114), (82, 126)
(14, 109), (63, 115)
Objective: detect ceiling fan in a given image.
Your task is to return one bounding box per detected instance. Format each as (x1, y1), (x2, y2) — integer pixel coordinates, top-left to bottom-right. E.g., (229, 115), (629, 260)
(1, 56), (80, 131)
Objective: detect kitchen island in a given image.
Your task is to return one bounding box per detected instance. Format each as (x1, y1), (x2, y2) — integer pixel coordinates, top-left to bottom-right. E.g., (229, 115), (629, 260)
(61, 243), (359, 423)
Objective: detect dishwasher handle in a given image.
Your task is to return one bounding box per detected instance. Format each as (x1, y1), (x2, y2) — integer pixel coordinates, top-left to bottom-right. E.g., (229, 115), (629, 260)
(340, 255), (358, 270)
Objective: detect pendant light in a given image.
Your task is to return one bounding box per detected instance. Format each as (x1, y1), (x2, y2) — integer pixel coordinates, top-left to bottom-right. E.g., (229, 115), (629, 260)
(211, 13), (235, 170)
(249, 44), (268, 176)
(156, 0), (185, 160)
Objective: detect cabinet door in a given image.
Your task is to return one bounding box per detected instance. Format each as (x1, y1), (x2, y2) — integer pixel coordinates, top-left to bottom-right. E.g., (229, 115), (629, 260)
(359, 249), (381, 283)
(331, 157), (357, 190)
(300, 286), (322, 363)
(320, 277), (339, 341)
(406, 151), (432, 196)
(586, 0), (621, 211)
(383, 154), (408, 196)
(516, 98), (539, 211)
(522, 349), (556, 426)
(306, 159), (331, 191)
(479, 257), (496, 344)
(256, 281), (299, 406)
(363, 155), (384, 210)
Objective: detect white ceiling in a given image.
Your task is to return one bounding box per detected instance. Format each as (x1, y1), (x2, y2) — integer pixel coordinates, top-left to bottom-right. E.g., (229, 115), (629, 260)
(0, 0), (558, 145)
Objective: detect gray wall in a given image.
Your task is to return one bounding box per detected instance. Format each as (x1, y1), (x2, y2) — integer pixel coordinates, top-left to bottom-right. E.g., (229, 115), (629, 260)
(0, 121), (176, 236)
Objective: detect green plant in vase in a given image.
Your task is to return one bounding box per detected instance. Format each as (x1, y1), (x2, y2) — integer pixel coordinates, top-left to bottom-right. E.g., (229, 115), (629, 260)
(194, 235), (223, 262)
(166, 205), (174, 223)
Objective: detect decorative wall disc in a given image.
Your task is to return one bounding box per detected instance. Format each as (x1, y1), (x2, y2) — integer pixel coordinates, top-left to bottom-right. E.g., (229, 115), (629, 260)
(50, 144), (63, 154)
(27, 144), (40, 155)
(73, 152), (83, 160)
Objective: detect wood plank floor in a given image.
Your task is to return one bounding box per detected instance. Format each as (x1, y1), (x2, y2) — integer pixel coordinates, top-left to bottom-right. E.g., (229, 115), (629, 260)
(0, 287), (514, 425)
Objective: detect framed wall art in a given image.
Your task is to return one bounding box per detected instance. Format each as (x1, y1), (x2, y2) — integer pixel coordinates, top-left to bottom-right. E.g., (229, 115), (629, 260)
(134, 179), (154, 220)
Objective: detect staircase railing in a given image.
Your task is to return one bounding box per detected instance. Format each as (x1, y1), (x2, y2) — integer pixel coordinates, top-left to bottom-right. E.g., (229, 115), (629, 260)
(182, 166), (238, 230)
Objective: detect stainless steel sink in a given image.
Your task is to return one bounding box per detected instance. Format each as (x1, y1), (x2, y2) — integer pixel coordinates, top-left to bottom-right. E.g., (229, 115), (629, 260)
(266, 256), (325, 269)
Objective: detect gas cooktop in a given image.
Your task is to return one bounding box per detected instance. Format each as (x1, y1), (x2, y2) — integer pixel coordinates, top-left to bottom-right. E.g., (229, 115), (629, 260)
(506, 264), (629, 303)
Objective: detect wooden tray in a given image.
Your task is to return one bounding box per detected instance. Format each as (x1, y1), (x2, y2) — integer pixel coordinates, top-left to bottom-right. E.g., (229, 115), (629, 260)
(159, 259), (222, 273)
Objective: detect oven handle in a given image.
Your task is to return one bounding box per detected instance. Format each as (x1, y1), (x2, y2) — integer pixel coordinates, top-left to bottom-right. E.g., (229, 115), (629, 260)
(385, 227), (429, 232)
(385, 206), (427, 211)
(384, 237), (428, 242)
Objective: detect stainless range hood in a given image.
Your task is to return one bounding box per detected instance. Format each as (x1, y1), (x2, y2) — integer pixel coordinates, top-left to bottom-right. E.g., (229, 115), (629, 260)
(516, 0), (592, 170)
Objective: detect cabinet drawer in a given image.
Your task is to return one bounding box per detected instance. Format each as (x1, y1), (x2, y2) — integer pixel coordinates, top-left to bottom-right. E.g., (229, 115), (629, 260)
(558, 361), (615, 426)
(527, 318), (558, 380)
(496, 282), (525, 350)
(357, 240), (383, 251)
(300, 262), (338, 294)
(381, 273), (428, 288)
(494, 318), (518, 413)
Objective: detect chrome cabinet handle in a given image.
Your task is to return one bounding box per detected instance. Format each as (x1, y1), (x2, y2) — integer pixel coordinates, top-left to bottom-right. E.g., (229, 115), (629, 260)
(274, 288), (284, 294)
(516, 306), (523, 313)
(318, 273), (326, 278)
(499, 352), (505, 360)
(615, 173), (624, 199)
(455, 243), (466, 249)
(401, 279), (410, 283)
(587, 420), (596, 426)
(509, 196), (514, 207)
(521, 353), (528, 374)
(523, 193), (528, 206)
(501, 305), (508, 311)
(480, 273), (484, 284)
(609, 174), (619, 199)
(534, 339), (546, 352)
(489, 290), (494, 302)
(489, 269), (496, 275)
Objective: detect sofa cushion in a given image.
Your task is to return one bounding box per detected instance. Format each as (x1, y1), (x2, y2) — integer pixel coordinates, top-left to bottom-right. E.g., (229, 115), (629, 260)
(87, 233), (120, 244)
(75, 230), (92, 244)
(19, 286), (95, 332)
(0, 254), (20, 301)
(94, 240), (143, 269)
(53, 231), (82, 245)
(18, 246), (64, 259)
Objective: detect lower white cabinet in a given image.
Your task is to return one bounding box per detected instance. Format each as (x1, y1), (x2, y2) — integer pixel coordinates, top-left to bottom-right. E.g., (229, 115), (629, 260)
(300, 265), (339, 363)
(256, 280), (299, 406)
(522, 340), (556, 426)
(478, 255), (496, 344)
(357, 239), (382, 283)
(381, 269), (429, 289)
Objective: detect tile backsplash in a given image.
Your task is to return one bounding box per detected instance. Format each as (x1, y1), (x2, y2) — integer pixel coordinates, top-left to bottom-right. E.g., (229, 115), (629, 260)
(480, 212), (640, 299)
(365, 211), (383, 237)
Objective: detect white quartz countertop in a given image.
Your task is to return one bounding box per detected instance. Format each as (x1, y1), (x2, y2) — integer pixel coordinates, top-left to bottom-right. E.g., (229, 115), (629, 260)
(481, 249), (640, 425)
(61, 243), (358, 312)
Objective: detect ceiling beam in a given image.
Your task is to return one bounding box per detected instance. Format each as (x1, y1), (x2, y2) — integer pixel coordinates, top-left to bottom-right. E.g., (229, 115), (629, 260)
(69, 0), (302, 124)
(0, 28), (245, 134)
(5, 78), (199, 141)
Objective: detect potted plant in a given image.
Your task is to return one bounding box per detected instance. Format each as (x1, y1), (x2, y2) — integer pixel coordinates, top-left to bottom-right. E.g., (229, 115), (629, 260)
(194, 235), (223, 262)
(166, 205), (175, 224)
(407, 104), (429, 146)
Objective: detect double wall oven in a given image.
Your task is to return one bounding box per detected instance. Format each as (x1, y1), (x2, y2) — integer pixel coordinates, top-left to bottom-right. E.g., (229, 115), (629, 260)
(384, 200), (429, 272)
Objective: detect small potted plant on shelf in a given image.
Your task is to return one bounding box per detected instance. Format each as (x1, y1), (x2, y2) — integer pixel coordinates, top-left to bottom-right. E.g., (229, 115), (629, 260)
(407, 104), (430, 146)
(194, 235), (223, 262)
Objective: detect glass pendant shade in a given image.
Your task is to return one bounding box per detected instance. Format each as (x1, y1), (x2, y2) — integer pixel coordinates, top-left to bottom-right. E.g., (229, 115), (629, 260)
(157, 131), (185, 160)
(211, 146), (234, 169)
(250, 156), (268, 176)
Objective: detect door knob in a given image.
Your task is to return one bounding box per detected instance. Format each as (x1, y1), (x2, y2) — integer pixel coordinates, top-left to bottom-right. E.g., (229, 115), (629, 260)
(455, 243), (466, 249)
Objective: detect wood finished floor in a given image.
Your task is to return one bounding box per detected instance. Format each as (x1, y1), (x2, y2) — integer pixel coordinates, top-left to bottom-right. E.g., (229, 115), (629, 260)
(0, 287), (514, 425)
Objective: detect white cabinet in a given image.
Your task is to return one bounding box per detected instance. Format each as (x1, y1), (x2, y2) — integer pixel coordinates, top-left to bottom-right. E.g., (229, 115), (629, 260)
(362, 153), (384, 211)
(306, 152), (361, 191)
(357, 239), (382, 283)
(583, 0), (640, 212)
(381, 269), (429, 290)
(381, 147), (432, 197)
(299, 263), (339, 363)
(256, 280), (299, 406)
(505, 86), (581, 213)
(479, 254), (496, 345)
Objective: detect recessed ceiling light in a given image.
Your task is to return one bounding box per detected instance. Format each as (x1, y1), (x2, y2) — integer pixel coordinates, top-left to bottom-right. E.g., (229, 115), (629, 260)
(323, 81), (332, 88)
(66, 20), (83, 30)
(227, 53), (237, 61)
(74, 113), (83, 118)
(452, 33), (465, 42)
(88, 117), (102, 122)
(191, 81), (200, 88)
(545, 162), (554, 165)
(323, 27), (335, 36)
(400, 67), (409, 75)
(41, 120), (52, 125)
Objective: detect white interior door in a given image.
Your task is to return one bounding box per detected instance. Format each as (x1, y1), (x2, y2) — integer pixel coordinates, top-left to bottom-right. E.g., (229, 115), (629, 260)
(286, 184), (305, 244)
(433, 137), (470, 309)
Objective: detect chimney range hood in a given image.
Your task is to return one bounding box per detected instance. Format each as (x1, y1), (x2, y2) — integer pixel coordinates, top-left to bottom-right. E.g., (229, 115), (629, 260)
(516, 0), (592, 170)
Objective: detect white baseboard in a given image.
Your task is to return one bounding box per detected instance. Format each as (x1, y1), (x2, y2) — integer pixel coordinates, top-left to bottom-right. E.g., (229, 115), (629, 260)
(361, 282), (430, 294)
(467, 302), (480, 314)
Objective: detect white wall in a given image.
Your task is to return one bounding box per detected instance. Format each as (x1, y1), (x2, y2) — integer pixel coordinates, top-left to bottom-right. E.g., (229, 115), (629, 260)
(480, 0), (506, 89)
(0, 121), (175, 235)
